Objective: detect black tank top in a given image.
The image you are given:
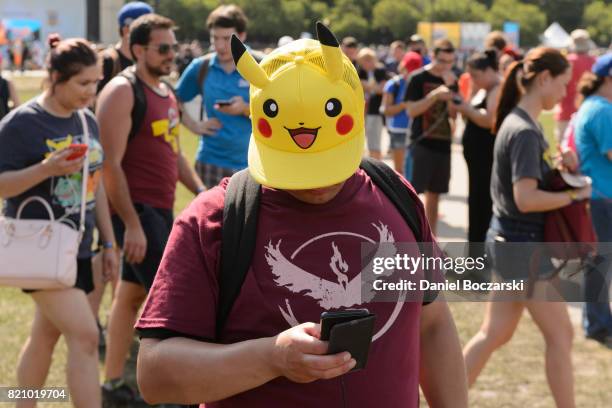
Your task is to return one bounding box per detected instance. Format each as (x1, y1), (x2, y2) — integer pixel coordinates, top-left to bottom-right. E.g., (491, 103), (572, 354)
(462, 89), (495, 157)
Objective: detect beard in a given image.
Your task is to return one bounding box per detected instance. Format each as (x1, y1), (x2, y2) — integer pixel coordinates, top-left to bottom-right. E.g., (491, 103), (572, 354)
(145, 59), (173, 78)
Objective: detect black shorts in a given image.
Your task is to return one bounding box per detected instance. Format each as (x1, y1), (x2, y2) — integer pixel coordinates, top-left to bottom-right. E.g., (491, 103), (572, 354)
(112, 204), (173, 292)
(23, 258), (94, 294)
(410, 143), (451, 194)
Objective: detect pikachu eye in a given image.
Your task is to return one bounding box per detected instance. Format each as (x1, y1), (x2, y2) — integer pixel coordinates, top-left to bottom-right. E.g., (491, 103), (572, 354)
(324, 98), (342, 117)
(263, 99), (279, 118)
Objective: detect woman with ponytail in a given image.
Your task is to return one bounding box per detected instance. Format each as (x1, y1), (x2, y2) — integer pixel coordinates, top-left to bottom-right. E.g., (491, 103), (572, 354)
(463, 47), (590, 408)
(455, 49), (501, 250)
(0, 35), (118, 407)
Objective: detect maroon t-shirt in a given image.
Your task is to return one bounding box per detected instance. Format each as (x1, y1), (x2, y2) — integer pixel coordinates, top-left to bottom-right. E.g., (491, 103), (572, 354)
(122, 83), (180, 210)
(136, 169), (438, 408)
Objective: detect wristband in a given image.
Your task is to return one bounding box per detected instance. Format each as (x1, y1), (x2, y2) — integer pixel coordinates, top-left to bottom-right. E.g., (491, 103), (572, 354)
(197, 186), (206, 194)
(101, 241), (116, 250)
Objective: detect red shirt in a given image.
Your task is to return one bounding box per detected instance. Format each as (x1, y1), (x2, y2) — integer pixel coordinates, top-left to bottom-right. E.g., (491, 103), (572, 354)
(136, 169), (439, 408)
(556, 53), (595, 121)
(121, 83), (180, 210)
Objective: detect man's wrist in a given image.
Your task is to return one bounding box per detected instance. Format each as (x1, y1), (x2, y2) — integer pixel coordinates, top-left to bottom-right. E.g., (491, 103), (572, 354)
(258, 336), (281, 379)
(100, 241), (116, 251)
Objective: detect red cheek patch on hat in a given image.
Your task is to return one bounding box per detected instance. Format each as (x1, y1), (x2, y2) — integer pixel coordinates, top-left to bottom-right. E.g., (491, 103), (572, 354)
(258, 118), (272, 138)
(336, 114), (353, 135)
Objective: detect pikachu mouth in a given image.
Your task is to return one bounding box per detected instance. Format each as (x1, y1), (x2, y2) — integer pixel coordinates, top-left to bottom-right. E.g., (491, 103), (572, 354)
(284, 126), (321, 149)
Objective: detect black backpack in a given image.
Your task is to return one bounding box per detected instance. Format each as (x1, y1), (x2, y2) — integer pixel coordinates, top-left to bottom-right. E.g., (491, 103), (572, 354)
(118, 66), (178, 141)
(216, 157), (425, 337)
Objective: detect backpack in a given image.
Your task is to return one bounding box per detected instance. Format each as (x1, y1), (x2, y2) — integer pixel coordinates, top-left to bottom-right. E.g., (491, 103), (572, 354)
(195, 50), (265, 120)
(0, 76), (10, 120)
(216, 157), (426, 337)
(118, 66), (178, 141)
(100, 47), (122, 80)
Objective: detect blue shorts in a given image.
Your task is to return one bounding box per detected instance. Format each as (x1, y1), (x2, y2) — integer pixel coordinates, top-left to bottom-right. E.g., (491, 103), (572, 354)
(486, 216), (554, 281)
(388, 130), (409, 150)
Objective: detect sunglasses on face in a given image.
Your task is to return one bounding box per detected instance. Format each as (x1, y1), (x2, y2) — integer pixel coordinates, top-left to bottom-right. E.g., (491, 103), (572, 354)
(146, 43), (179, 55)
(436, 57), (455, 65)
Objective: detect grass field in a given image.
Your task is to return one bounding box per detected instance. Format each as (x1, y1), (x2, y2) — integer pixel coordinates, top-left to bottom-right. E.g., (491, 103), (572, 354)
(1, 75), (610, 407)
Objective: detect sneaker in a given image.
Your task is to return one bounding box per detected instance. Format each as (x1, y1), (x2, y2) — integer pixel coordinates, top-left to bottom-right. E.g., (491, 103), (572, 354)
(586, 332), (612, 349)
(102, 379), (146, 407)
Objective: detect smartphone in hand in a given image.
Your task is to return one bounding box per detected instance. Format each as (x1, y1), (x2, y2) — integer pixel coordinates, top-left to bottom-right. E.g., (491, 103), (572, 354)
(320, 309), (376, 371)
(66, 144), (88, 160)
(215, 99), (233, 107)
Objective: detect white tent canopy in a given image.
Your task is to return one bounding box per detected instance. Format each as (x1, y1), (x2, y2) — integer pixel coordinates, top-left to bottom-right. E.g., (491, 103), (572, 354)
(541, 22), (571, 49)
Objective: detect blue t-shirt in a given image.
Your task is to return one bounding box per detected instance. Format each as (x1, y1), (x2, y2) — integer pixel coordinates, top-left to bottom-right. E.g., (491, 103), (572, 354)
(175, 53), (251, 170)
(575, 95), (612, 199)
(383, 76), (410, 133)
(0, 100), (104, 258)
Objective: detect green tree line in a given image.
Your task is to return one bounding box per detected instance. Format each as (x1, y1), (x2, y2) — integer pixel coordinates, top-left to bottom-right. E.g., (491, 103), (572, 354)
(145, 0), (612, 47)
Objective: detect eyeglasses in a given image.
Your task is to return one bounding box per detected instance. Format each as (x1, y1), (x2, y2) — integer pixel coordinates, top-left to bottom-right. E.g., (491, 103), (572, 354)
(146, 43), (179, 55)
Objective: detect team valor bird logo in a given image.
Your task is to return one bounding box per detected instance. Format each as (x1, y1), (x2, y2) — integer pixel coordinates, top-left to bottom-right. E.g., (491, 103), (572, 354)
(264, 222), (397, 325)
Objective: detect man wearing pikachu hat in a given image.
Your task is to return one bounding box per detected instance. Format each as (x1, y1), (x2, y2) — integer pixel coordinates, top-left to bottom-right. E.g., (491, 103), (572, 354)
(135, 23), (467, 407)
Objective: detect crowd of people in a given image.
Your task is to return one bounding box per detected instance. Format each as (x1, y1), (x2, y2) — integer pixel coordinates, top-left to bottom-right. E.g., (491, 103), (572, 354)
(0, 1), (611, 407)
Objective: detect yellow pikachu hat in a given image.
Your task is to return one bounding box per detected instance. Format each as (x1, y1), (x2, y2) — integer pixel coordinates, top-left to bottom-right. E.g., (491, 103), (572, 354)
(231, 22), (365, 190)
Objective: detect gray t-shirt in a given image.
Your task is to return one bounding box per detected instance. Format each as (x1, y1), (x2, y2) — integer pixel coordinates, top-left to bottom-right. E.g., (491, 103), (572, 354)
(0, 99), (103, 258)
(490, 107), (551, 225)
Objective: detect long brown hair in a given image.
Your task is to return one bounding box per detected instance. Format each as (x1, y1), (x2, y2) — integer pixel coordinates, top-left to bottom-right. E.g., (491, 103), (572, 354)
(493, 47), (569, 133)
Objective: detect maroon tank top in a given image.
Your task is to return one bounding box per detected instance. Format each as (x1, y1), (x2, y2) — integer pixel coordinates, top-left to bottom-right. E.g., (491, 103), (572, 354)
(122, 82), (179, 210)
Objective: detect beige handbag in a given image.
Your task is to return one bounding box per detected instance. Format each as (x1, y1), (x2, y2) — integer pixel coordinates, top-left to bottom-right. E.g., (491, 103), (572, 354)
(0, 110), (90, 289)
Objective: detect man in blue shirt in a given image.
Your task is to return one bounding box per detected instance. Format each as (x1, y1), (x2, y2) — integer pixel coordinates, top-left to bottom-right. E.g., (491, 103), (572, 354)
(175, 4), (252, 188)
(575, 53), (612, 348)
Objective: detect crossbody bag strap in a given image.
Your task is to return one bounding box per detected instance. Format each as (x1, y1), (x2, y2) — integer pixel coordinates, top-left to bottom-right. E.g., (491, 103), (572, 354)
(76, 110), (90, 238)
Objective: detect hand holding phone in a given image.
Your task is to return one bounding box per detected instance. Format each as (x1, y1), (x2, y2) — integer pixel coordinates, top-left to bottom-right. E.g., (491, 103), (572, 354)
(215, 99), (233, 107)
(321, 309), (376, 371)
(66, 144), (88, 160)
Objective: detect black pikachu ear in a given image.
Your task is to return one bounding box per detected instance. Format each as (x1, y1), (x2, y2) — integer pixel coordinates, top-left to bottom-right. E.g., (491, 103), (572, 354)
(231, 34), (270, 89)
(316, 21), (343, 81)
(231, 34), (247, 65)
(316, 21), (339, 47)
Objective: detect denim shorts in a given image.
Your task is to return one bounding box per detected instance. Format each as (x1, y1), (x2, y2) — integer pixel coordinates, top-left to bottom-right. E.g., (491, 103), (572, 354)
(486, 216), (554, 281)
(388, 130), (409, 150)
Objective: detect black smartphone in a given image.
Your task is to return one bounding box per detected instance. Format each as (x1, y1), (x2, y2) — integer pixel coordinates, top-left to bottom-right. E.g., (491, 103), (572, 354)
(216, 99), (233, 107)
(320, 309), (371, 341)
(320, 309), (376, 371)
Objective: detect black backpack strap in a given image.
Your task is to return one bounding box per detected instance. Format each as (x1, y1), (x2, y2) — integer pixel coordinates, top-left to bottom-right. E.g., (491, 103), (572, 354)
(359, 157), (423, 244)
(118, 66), (146, 141)
(360, 158), (441, 304)
(217, 169), (262, 339)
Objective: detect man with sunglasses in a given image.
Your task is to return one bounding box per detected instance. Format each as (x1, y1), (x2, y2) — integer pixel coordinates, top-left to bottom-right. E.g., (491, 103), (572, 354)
(96, 14), (205, 405)
(404, 38), (458, 235)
